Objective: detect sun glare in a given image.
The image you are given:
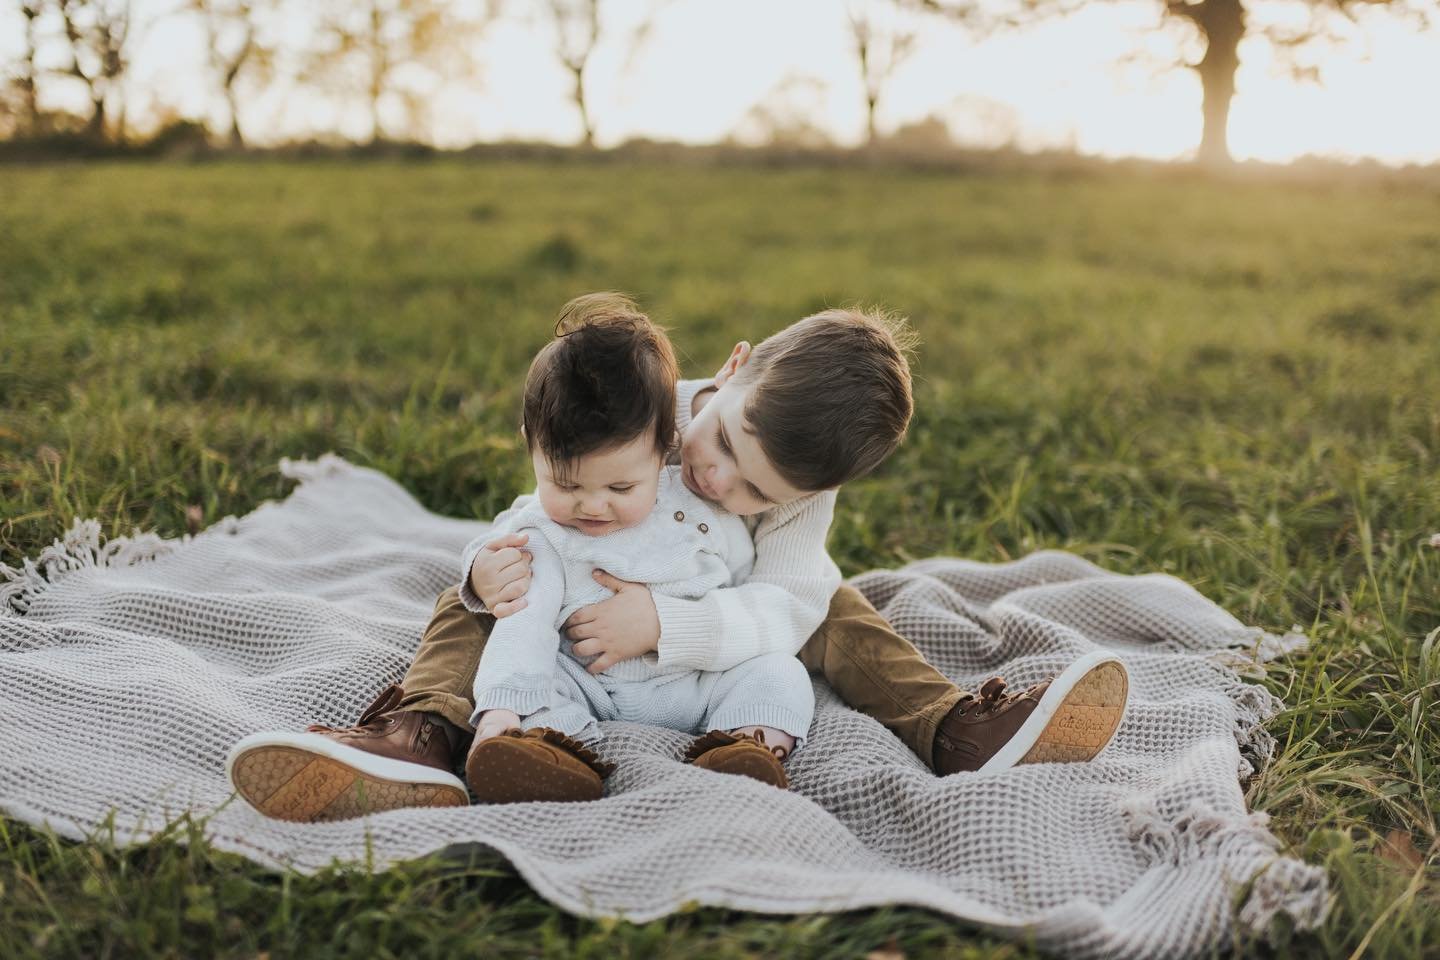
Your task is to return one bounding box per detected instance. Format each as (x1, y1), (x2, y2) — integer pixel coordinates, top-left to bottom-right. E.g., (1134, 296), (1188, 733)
(4, 0), (1436, 163)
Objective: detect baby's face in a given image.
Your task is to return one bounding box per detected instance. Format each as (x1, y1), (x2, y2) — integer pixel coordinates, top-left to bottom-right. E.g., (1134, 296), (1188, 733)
(533, 435), (664, 537)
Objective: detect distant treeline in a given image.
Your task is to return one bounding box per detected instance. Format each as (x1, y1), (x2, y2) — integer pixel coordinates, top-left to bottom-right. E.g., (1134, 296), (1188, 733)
(3, 0), (1435, 166)
(5, 130), (1437, 188)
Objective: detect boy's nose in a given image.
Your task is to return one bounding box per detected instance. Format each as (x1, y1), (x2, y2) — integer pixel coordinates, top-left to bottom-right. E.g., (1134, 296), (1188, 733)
(578, 496), (607, 517)
(705, 465), (729, 498)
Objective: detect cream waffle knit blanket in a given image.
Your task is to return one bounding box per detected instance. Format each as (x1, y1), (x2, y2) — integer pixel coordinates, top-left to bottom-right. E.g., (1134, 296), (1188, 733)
(0, 455), (1326, 958)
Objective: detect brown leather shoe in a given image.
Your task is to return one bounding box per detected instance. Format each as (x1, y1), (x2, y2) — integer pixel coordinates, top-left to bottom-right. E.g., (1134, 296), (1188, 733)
(465, 727), (616, 804)
(934, 651), (1129, 776)
(684, 729), (790, 790)
(226, 684), (470, 822)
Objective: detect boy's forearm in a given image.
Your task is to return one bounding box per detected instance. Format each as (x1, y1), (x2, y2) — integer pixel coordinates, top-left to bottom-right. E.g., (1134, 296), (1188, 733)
(653, 567), (841, 671)
(653, 488), (841, 671)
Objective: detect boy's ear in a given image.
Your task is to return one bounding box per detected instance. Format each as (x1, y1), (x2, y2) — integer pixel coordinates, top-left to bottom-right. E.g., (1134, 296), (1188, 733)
(713, 341), (752, 388)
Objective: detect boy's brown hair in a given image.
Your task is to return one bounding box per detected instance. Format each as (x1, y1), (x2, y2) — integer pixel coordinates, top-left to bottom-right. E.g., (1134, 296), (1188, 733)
(522, 292), (678, 476)
(733, 307), (914, 491)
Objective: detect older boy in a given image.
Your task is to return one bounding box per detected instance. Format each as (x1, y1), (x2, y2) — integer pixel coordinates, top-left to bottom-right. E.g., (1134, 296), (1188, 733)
(231, 303), (1128, 821)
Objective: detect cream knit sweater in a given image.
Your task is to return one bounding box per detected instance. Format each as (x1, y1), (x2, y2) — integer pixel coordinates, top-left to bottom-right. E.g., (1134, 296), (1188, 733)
(458, 378), (842, 670)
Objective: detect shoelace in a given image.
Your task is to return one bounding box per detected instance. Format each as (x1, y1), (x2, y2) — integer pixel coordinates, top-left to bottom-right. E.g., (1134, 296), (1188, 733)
(305, 684), (404, 734)
(955, 676), (1025, 718)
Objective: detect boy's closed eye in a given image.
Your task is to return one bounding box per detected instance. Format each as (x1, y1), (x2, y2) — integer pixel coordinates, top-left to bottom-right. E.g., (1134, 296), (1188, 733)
(716, 423), (775, 506)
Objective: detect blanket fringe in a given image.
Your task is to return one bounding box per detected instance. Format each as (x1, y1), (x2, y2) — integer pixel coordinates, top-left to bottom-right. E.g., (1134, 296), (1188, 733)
(0, 514), (237, 617)
(1222, 675), (1286, 779)
(1209, 625), (1309, 677)
(1123, 799), (1330, 935)
(3, 455), (345, 617)
(1238, 854), (1331, 934)
(1203, 625), (1306, 778)
(279, 453), (354, 484)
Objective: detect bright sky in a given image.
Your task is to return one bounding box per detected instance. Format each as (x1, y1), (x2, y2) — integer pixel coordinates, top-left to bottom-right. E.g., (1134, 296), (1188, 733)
(6, 0), (1439, 164)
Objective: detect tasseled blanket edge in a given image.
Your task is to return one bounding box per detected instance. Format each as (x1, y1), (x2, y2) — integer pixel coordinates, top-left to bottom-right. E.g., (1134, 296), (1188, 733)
(1, 453), (351, 617)
(1121, 798), (1331, 939)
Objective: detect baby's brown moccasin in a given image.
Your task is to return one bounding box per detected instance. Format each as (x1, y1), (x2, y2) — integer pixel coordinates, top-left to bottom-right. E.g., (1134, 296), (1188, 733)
(465, 727), (616, 804)
(684, 729), (789, 790)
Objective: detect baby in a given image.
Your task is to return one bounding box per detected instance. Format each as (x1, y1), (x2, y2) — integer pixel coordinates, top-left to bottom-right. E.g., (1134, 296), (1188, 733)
(460, 294), (814, 803)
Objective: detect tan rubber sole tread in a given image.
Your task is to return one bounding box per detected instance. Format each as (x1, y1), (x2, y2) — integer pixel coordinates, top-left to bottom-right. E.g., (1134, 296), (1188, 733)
(1019, 660), (1129, 764)
(466, 737), (603, 804)
(231, 745), (468, 822)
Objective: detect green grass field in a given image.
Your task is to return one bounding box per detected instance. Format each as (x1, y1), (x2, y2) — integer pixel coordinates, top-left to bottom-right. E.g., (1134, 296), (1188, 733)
(1, 157), (1437, 958)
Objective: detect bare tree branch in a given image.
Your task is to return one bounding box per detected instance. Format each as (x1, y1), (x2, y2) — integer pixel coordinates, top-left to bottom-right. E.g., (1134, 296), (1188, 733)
(850, 0), (920, 145)
(919, 0), (1438, 163)
(55, 0), (133, 141)
(303, 0), (484, 144)
(191, 0), (272, 147)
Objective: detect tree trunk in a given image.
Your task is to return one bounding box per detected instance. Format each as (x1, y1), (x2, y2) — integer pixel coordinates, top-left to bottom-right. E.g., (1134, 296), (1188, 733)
(20, 5), (41, 133)
(18, 75), (39, 135)
(1185, 0), (1245, 165)
(86, 95), (106, 142)
(367, 2), (384, 144)
(571, 64), (593, 147)
(224, 86), (245, 148)
(866, 94), (878, 146)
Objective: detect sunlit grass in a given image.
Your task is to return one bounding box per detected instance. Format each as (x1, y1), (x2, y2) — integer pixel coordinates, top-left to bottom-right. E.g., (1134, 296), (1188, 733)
(0, 157), (1436, 957)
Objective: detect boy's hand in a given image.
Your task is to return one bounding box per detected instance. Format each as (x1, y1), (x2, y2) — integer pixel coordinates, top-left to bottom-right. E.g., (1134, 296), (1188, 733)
(470, 532), (532, 618)
(563, 570), (660, 674)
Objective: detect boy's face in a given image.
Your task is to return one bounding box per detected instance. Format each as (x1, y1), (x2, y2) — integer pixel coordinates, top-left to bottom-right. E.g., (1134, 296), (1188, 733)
(680, 343), (811, 517)
(534, 434), (663, 537)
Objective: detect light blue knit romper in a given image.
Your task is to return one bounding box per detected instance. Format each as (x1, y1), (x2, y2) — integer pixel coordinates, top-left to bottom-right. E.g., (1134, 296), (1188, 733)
(468, 466), (816, 746)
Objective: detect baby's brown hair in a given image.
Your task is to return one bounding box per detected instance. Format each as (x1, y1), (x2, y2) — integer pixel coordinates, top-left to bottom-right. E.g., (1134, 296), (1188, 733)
(733, 307), (914, 491)
(522, 293), (679, 477)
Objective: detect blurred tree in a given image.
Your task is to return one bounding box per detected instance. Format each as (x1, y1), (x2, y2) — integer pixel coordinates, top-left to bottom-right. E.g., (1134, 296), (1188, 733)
(303, 0), (482, 145)
(190, 0), (274, 148)
(55, 0), (132, 141)
(922, 0), (1437, 165)
(13, 1), (45, 134)
(543, 0), (600, 147)
(849, 0), (919, 145)
(532, 0), (665, 148)
(730, 74), (835, 148)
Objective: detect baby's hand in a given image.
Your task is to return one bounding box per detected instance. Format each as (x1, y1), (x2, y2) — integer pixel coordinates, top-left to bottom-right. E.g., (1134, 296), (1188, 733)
(470, 532), (532, 618)
(474, 708), (521, 742)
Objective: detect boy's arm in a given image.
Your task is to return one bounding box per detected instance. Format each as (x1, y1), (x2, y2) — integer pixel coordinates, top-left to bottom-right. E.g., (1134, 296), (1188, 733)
(650, 491), (842, 672)
(470, 533), (565, 723)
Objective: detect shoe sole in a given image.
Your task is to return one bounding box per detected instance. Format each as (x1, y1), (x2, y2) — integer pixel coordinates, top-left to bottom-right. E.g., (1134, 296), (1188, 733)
(226, 731), (469, 822)
(466, 736), (603, 804)
(978, 651), (1130, 774)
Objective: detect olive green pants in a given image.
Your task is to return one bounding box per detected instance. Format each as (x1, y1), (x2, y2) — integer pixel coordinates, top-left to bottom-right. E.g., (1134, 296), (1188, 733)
(398, 583), (965, 770)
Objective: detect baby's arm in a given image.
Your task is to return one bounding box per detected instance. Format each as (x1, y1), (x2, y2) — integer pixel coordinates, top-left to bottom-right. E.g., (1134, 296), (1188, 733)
(470, 531), (566, 726)
(457, 493), (538, 616)
(651, 491), (842, 673)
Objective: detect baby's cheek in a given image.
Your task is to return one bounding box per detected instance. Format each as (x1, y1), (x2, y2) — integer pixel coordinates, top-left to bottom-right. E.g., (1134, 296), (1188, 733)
(616, 503), (642, 527)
